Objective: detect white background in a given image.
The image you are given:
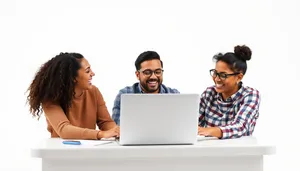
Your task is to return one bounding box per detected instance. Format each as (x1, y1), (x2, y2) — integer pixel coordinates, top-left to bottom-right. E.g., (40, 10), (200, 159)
(0, 0), (299, 170)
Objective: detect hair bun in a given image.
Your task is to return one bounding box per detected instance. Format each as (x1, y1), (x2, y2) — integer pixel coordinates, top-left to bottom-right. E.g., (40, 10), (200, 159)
(234, 45), (252, 61)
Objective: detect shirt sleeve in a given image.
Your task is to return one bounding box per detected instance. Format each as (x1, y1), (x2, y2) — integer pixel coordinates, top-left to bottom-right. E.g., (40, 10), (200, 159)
(174, 89), (180, 93)
(219, 90), (260, 139)
(95, 87), (117, 130)
(42, 102), (99, 140)
(198, 91), (207, 127)
(112, 90), (123, 126)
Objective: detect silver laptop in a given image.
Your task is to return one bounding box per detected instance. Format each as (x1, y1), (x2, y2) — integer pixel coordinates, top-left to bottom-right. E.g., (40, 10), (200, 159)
(119, 94), (199, 145)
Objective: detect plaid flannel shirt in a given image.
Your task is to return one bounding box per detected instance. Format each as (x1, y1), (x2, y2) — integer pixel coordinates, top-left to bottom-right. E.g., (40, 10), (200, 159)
(112, 82), (180, 125)
(199, 83), (260, 139)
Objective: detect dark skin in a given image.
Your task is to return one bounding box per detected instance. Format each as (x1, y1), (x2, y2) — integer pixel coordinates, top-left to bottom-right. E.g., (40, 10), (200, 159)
(135, 59), (163, 93)
(198, 61), (243, 138)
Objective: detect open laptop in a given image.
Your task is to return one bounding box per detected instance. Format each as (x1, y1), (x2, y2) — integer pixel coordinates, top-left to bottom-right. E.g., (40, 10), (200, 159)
(119, 94), (200, 145)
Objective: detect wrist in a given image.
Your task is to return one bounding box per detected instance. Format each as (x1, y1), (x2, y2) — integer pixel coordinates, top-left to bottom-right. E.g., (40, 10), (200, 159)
(215, 127), (223, 138)
(97, 131), (103, 139)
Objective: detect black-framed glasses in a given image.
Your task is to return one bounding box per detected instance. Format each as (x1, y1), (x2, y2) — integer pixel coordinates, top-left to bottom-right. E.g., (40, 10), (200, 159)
(139, 68), (164, 77)
(209, 69), (240, 80)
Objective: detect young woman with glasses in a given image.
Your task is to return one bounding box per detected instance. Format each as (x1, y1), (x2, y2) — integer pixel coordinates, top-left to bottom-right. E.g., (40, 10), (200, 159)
(198, 45), (260, 139)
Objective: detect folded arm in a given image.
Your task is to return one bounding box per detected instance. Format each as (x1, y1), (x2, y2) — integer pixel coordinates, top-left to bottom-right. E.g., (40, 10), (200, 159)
(219, 90), (260, 139)
(95, 88), (117, 130)
(43, 103), (99, 140)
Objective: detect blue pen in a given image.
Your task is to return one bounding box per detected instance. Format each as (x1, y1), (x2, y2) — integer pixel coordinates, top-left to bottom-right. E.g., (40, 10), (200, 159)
(62, 140), (81, 145)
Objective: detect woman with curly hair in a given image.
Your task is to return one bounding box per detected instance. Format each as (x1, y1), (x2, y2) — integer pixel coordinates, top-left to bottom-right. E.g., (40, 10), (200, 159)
(27, 52), (119, 140)
(198, 45), (260, 139)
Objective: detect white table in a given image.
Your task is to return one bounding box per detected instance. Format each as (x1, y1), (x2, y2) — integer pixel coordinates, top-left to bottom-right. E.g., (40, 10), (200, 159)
(31, 136), (276, 171)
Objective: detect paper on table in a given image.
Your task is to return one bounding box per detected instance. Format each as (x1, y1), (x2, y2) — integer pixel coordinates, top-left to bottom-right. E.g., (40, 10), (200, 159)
(100, 137), (117, 141)
(197, 135), (218, 141)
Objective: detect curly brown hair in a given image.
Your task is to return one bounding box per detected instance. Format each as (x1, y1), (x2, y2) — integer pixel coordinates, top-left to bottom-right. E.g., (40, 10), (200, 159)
(26, 52), (84, 118)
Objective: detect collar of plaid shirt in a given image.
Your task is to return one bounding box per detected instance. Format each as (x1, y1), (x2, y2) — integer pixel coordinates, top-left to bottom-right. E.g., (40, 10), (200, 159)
(216, 82), (245, 102)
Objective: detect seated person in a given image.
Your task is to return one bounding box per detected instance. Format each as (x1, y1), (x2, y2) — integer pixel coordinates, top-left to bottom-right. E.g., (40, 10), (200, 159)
(198, 45), (260, 139)
(112, 51), (179, 125)
(27, 52), (119, 140)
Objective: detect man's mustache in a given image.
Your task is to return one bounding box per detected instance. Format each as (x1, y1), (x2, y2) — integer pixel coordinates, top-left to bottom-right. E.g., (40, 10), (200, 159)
(147, 78), (160, 82)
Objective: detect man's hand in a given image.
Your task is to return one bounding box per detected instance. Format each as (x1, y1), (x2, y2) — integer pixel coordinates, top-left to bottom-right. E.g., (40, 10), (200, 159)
(198, 126), (222, 138)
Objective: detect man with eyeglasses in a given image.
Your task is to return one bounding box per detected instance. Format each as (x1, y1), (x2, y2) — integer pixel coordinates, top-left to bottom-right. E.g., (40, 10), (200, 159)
(112, 51), (179, 125)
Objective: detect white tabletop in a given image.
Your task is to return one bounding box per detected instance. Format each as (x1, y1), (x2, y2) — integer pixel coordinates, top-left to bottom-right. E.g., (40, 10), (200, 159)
(31, 136), (276, 159)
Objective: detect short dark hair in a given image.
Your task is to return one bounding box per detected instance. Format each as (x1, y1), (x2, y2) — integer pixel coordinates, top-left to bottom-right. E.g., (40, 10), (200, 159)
(135, 51), (163, 70)
(26, 52), (84, 118)
(213, 45), (252, 75)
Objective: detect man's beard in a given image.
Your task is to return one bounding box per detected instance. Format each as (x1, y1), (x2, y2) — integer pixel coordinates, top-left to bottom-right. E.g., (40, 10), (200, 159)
(140, 78), (161, 93)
